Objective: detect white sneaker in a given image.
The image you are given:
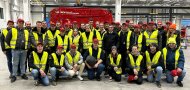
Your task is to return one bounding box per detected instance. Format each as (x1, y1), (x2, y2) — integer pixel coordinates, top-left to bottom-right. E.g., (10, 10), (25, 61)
(76, 71), (79, 75)
(77, 75), (84, 81)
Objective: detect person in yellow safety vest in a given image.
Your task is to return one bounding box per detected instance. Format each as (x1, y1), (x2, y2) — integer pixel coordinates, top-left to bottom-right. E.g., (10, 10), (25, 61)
(64, 22), (72, 35)
(107, 46), (122, 82)
(143, 21), (162, 50)
(162, 38), (186, 87)
(133, 25), (146, 53)
(69, 29), (83, 52)
(79, 23), (86, 33)
(126, 45), (144, 85)
(29, 43), (50, 86)
(65, 44), (85, 81)
(54, 27), (70, 54)
(6, 19), (29, 83)
(99, 22), (107, 40)
(81, 24), (94, 55)
(49, 45), (70, 86)
(1, 20), (14, 79)
(165, 24), (181, 48)
(145, 43), (164, 88)
(46, 21), (60, 53)
(84, 38), (105, 81)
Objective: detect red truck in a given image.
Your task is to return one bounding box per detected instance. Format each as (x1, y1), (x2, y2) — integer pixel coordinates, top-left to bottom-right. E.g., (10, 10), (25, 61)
(50, 7), (113, 26)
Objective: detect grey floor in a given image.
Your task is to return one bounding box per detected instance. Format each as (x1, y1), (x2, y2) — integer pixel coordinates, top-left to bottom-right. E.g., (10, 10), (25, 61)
(0, 48), (190, 90)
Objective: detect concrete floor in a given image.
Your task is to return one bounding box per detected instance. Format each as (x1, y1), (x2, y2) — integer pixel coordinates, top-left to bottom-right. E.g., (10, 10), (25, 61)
(0, 48), (190, 90)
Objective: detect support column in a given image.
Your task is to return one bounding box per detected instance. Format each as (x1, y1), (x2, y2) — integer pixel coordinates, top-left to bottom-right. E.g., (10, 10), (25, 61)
(115, 0), (122, 22)
(23, 0), (30, 21)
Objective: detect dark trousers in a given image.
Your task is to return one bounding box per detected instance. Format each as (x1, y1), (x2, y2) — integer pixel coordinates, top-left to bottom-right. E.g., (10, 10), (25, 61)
(127, 68), (143, 84)
(121, 51), (127, 74)
(108, 67), (121, 82)
(5, 49), (12, 75)
(87, 64), (105, 80)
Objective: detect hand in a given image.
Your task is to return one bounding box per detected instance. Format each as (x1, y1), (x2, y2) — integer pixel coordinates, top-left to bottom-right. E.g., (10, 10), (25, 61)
(147, 66), (151, 70)
(134, 75), (138, 80)
(60, 67), (65, 72)
(74, 64), (78, 68)
(133, 69), (138, 75)
(177, 68), (182, 73)
(94, 63), (99, 68)
(87, 65), (92, 69)
(40, 69), (46, 77)
(73, 67), (77, 72)
(114, 67), (118, 71)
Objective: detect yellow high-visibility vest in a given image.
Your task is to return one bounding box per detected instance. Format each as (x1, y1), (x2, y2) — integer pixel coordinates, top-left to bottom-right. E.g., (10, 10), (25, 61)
(2, 29), (10, 49)
(32, 32), (46, 47)
(109, 54), (122, 74)
(145, 51), (161, 69)
(118, 30), (132, 49)
(69, 35), (80, 50)
(128, 54), (143, 71)
(162, 48), (180, 69)
(46, 30), (60, 47)
(144, 30), (158, 46)
(51, 53), (64, 67)
(137, 33), (143, 51)
(66, 51), (80, 65)
(32, 51), (48, 71)
(10, 28), (29, 49)
(81, 32), (93, 49)
(57, 35), (69, 53)
(88, 47), (102, 59)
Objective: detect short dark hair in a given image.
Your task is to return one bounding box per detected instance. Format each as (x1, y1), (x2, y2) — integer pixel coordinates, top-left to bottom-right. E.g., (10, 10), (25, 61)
(36, 21), (42, 24)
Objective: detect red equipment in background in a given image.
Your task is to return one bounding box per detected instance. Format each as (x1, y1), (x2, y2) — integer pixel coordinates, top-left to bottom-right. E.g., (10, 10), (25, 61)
(50, 7), (113, 27)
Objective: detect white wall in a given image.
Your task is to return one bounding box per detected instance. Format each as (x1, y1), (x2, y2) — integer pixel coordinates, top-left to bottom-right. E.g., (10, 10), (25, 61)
(0, 0), (10, 29)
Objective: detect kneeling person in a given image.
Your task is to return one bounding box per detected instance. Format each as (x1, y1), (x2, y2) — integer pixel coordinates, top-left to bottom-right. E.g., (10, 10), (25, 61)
(49, 45), (70, 86)
(29, 43), (49, 86)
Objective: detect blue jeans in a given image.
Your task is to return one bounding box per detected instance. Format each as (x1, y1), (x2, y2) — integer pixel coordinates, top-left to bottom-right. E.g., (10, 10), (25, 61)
(49, 67), (70, 81)
(147, 66), (163, 82)
(87, 64), (105, 80)
(166, 69), (186, 83)
(5, 49), (12, 75)
(31, 69), (49, 86)
(12, 50), (27, 76)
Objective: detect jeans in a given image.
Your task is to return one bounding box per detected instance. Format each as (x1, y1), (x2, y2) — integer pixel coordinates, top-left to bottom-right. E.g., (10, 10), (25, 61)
(31, 69), (49, 86)
(49, 67), (70, 81)
(147, 66), (163, 82)
(87, 64), (105, 80)
(5, 49), (12, 75)
(166, 69), (186, 83)
(12, 50), (27, 76)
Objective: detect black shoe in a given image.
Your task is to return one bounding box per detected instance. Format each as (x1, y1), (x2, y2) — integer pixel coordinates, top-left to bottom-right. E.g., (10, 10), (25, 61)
(34, 80), (40, 86)
(9, 75), (12, 79)
(177, 81), (183, 87)
(11, 76), (17, 83)
(21, 74), (28, 80)
(96, 76), (101, 81)
(156, 81), (161, 88)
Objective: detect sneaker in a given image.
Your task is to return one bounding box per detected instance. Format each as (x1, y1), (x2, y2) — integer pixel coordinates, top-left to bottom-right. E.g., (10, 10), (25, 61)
(52, 81), (57, 86)
(96, 76), (101, 81)
(21, 74), (28, 80)
(77, 75), (84, 81)
(34, 80), (40, 86)
(11, 76), (17, 83)
(177, 81), (183, 87)
(9, 75), (12, 79)
(156, 81), (161, 88)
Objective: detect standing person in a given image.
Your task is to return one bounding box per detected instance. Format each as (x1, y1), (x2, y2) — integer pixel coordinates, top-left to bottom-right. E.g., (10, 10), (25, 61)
(65, 44), (85, 81)
(49, 45), (70, 86)
(56, 21), (61, 30)
(145, 43), (164, 88)
(79, 23), (86, 33)
(107, 46), (122, 82)
(157, 21), (167, 49)
(126, 45), (144, 85)
(1, 20), (14, 78)
(29, 43), (49, 86)
(42, 21), (48, 33)
(102, 24), (119, 75)
(99, 22), (107, 39)
(162, 38), (186, 87)
(6, 19), (29, 83)
(84, 38), (105, 81)
(25, 21), (32, 32)
(144, 21), (162, 50)
(69, 29), (83, 52)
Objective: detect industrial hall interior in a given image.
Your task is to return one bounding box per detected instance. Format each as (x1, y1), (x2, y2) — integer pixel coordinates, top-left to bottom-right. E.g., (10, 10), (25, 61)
(1, 0), (190, 90)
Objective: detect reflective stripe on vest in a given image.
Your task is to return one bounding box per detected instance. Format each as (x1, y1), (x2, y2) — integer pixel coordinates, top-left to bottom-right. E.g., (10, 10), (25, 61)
(68, 29), (81, 37)
(66, 51), (80, 65)
(144, 30), (158, 46)
(162, 48), (180, 69)
(10, 28), (29, 49)
(128, 54), (143, 71)
(69, 35), (80, 50)
(109, 54), (122, 74)
(137, 33), (143, 51)
(88, 47), (102, 59)
(52, 53), (64, 67)
(145, 51), (161, 68)
(81, 32), (93, 49)
(47, 30), (60, 47)
(57, 35), (69, 53)
(32, 32), (45, 47)
(2, 29), (10, 49)
(32, 51), (48, 71)
(126, 31), (132, 49)
(95, 30), (102, 48)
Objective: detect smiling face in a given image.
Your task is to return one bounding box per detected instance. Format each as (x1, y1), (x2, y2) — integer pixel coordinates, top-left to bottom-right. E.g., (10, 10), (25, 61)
(37, 45), (43, 53)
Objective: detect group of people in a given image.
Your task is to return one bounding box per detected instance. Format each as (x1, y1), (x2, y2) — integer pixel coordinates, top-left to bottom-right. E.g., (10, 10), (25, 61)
(1, 18), (186, 88)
